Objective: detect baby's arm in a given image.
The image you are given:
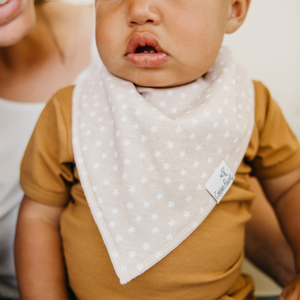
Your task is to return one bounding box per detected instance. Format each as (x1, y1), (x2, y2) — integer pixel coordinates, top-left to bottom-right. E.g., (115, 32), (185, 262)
(260, 166), (300, 299)
(245, 177), (296, 287)
(15, 195), (69, 300)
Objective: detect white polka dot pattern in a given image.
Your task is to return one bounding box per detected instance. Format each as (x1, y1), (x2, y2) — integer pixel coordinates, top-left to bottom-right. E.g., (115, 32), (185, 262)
(72, 47), (255, 284)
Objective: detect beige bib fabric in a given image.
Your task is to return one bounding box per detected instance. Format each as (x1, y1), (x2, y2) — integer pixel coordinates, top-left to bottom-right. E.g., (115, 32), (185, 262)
(72, 47), (255, 284)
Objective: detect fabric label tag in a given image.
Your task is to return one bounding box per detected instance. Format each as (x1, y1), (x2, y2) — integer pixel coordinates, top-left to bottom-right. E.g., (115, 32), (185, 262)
(205, 160), (235, 204)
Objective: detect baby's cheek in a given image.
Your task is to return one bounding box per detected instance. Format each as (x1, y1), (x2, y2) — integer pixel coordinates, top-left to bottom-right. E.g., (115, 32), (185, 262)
(95, 22), (114, 57)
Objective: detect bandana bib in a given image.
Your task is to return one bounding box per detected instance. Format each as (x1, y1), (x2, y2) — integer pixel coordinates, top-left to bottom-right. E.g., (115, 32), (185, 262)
(72, 47), (255, 284)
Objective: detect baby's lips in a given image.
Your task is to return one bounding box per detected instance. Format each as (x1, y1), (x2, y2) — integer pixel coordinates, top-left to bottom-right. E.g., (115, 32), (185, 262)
(125, 32), (168, 68)
(125, 52), (168, 68)
(125, 32), (166, 55)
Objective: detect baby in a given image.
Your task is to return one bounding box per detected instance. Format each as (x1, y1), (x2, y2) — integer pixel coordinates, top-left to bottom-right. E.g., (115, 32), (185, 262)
(15, 0), (300, 299)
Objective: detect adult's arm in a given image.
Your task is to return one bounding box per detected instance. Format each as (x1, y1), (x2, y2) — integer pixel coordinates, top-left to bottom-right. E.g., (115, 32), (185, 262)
(15, 195), (69, 300)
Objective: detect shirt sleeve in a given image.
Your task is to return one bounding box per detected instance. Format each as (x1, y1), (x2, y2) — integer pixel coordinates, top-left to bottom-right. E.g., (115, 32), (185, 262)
(246, 81), (300, 179)
(20, 86), (75, 206)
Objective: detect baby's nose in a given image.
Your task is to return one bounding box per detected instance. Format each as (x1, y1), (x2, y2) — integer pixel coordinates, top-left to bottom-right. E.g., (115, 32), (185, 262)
(126, 0), (160, 27)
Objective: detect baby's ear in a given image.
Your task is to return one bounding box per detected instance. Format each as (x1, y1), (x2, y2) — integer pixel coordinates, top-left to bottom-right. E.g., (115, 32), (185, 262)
(226, 0), (251, 34)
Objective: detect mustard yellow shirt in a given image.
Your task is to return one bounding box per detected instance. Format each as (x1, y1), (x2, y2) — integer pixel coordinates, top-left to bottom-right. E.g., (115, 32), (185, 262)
(21, 81), (300, 300)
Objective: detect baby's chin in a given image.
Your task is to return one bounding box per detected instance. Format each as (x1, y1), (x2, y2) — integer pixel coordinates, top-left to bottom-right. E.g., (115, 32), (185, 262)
(110, 69), (203, 89)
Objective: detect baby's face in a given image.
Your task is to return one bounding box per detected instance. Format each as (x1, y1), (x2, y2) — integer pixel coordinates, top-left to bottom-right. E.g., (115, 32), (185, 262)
(95, 0), (240, 87)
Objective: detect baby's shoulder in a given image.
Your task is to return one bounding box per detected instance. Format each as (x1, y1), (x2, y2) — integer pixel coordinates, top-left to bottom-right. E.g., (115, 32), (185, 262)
(45, 86), (75, 125)
(253, 80), (272, 109)
(252, 80), (277, 129)
(36, 86), (75, 150)
(52, 85), (75, 107)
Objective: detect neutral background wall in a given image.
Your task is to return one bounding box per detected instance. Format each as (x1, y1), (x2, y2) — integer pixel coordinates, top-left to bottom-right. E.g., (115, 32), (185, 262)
(62, 0), (300, 295)
(223, 0), (300, 139)
(223, 0), (300, 296)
